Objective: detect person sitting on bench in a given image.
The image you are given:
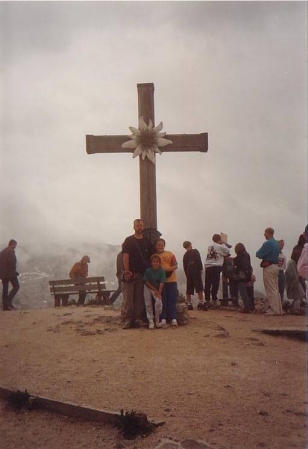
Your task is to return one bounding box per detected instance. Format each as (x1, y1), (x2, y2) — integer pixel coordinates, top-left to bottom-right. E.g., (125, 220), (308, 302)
(69, 255), (90, 306)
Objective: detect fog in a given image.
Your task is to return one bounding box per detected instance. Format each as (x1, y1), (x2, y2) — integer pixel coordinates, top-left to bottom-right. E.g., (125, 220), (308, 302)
(1, 2), (307, 293)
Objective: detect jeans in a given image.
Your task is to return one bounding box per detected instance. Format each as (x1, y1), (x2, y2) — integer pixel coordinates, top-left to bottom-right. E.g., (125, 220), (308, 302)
(2, 277), (20, 310)
(246, 285), (255, 309)
(161, 282), (177, 321)
(237, 281), (252, 310)
(204, 266), (222, 301)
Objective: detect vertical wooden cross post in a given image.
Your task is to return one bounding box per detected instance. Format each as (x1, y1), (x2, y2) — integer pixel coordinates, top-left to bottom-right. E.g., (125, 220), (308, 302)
(86, 83), (208, 230)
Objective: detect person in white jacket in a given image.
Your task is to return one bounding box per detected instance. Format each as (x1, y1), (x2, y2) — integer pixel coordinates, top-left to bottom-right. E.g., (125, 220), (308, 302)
(204, 234), (230, 305)
(297, 226), (308, 299)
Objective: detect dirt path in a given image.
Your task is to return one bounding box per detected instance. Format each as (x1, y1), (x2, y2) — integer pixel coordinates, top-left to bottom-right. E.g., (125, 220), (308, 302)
(0, 306), (306, 449)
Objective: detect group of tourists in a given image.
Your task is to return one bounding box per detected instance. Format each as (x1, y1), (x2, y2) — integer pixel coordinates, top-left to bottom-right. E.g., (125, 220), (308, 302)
(0, 222), (307, 325)
(117, 220), (308, 329)
(120, 221), (308, 328)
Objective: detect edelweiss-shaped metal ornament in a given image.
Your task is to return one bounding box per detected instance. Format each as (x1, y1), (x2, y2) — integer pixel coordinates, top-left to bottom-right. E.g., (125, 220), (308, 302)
(122, 116), (173, 164)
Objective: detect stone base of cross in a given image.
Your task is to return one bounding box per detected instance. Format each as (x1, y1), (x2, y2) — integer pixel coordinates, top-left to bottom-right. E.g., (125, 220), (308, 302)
(86, 83), (208, 229)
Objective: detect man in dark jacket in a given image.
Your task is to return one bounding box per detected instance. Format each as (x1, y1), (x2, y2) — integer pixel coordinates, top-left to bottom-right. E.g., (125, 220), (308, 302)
(0, 239), (19, 311)
(122, 219), (151, 329)
(183, 241), (207, 311)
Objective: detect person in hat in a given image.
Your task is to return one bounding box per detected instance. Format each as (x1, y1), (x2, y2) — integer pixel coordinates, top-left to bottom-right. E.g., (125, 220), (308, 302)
(69, 255), (90, 306)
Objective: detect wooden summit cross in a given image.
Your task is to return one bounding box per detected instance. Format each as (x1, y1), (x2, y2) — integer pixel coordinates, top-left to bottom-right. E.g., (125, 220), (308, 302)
(86, 83), (208, 230)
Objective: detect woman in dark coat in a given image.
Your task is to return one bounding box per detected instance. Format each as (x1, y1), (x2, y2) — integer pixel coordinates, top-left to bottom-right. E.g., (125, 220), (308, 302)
(292, 234), (307, 293)
(233, 243), (253, 313)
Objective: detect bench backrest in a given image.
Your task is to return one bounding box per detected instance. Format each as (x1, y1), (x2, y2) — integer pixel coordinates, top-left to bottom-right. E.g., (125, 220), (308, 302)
(49, 276), (106, 296)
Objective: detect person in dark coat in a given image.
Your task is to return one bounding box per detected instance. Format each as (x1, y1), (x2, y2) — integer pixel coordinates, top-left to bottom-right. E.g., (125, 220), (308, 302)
(183, 241), (207, 310)
(292, 233), (307, 293)
(233, 243), (253, 313)
(0, 239), (19, 311)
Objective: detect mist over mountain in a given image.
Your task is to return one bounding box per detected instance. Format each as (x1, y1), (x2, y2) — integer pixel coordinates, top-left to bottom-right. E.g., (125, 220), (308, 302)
(9, 242), (122, 309)
(3, 240), (265, 310)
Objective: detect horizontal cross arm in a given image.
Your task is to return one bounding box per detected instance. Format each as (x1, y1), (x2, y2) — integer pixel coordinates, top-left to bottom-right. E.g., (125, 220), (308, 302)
(86, 133), (208, 154)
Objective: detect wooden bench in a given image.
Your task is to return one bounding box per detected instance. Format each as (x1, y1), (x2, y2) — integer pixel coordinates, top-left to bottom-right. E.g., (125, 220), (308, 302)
(49, 276), (117, 307)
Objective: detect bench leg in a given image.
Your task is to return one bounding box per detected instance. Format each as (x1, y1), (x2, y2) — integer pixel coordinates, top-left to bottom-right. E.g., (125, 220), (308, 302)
(62, 295), (69, 307)
(55, 295), (69, 307)
(95, 293), (104, 306)
(102, 293), (111, 306)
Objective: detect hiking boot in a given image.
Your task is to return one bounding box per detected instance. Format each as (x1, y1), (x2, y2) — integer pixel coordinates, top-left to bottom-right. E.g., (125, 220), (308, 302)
(187, 303), (194, 311)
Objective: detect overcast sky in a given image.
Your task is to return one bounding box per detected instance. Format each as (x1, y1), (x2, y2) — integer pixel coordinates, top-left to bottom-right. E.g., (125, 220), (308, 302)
(0, 1), (307, 286)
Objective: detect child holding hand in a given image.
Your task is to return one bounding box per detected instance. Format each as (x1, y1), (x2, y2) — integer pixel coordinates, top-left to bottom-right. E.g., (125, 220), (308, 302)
(143, 254), (166, 329)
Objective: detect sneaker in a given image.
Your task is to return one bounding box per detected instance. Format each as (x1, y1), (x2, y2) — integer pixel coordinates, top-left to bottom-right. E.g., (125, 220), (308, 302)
(265, 309), (284, 316)
(7, 303), (16, 310)
(149, 320), (154, 330)
(156, 319), (167, 328)
(197, 302), (208, 311)
(265, 309), (275, 315)
(211, 300), (220, 308)
(171, 319), (178, 327)
(239, 308), (250, 314)
(187, 303), (194, 310)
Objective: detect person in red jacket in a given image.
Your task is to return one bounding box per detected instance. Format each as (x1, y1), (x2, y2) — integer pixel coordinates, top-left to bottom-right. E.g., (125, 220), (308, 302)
(69, 255), (90, 306)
